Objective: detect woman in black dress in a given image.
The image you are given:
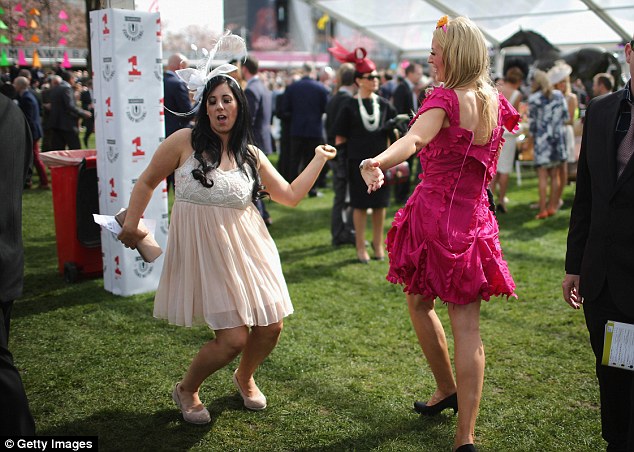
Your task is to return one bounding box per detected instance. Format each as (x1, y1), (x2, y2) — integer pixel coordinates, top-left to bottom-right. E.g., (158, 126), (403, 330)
(331, 44), (396, 263)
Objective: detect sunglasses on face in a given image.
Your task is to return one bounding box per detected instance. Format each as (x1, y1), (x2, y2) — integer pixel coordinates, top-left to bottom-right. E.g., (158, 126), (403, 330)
(360, 75), (379, 80)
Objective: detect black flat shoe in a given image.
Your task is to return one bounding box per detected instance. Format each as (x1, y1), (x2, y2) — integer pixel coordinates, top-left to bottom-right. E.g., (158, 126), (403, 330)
(370, 243), (385, 261)
(413, 392), (458, 416)
(454, 444), (476, 452)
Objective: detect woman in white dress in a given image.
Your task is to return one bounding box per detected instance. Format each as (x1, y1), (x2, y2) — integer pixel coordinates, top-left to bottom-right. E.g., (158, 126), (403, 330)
(118, 37), (336, 424)
(548, 61), (578, 212)
(491, 67), (523, 213)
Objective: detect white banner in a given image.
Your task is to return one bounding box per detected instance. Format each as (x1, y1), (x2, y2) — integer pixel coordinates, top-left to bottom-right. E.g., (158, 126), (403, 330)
(90, 8), (168, 296)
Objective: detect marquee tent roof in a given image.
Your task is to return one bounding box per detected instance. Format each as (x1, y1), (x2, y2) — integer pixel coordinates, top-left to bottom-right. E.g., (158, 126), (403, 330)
(304, 0), (634, 57)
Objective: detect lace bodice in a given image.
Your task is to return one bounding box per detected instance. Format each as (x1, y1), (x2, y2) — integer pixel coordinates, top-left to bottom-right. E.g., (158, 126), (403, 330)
(175, 153), (254, 210)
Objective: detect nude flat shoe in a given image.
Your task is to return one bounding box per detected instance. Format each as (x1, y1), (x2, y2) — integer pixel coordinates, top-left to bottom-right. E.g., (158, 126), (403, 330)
(232, 370), (267, 411)
(535, 210), (550, 220)
(172, 382), (211, 424)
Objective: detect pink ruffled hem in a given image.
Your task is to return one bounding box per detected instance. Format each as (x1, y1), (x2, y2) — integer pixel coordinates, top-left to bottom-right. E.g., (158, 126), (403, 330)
(385, 206), (516, 305)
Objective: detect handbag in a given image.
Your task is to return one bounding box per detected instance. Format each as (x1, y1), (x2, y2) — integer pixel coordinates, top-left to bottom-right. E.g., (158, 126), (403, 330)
(384, 161), (410, 185)
(383, 127), (410, 185)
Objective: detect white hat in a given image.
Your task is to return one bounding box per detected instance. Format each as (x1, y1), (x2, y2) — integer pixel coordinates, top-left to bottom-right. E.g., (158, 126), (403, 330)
(547, 62), (572, 85)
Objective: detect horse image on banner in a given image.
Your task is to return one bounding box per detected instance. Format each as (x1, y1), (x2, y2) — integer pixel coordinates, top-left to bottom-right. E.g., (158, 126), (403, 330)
(499, 29), (623, 97)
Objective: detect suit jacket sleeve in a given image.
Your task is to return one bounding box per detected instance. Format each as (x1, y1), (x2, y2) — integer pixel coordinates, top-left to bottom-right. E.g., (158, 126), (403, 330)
(392, 83), (410, 115)
(565, 98), (593, 275)
(171, 79), (194, 117)
(0, 95), (32, 302)
(279, 84), (294, 120)
(63, 85), (88, 119)
(80, 90), (93, 109)
(18, 95), (40, 141)
(245, 87), (259, 127)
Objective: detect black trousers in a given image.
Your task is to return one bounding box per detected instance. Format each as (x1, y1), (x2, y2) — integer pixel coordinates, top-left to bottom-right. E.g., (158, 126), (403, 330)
(329, 156), (353, 241)
(0, 301), (35, 435)
(52, 128), (81, 151)
(83, 117), (94, 147)
(583, 283), (634, 452)
(289, 137), (322, 194)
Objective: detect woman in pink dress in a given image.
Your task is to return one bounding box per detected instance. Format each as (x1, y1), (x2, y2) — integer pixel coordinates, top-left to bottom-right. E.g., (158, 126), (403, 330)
(360, 16), (519, 452)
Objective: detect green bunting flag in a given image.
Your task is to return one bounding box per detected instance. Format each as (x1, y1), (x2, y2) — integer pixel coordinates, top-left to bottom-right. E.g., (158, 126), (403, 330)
(0, 50), (10, 67)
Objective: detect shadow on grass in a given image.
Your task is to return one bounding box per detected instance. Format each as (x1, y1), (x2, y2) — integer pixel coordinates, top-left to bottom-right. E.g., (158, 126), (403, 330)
(13, 279), (127, 319)
(294, 416), (450, 452)
(502, 248), (565, 267)
(37, 394), (260, 452)
(266, 370), (456, 451)
(497, 207), (572, 241)
(38, 408), (211, 452)
(268, 205), (333, 239)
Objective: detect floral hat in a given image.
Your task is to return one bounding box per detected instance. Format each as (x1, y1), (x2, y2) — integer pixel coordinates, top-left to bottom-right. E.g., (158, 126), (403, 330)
(547, 61), (572, 85)
(327, 40), (376, 74)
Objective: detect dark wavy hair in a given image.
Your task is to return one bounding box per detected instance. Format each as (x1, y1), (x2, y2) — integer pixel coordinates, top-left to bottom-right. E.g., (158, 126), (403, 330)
(190, 75), (264, 202)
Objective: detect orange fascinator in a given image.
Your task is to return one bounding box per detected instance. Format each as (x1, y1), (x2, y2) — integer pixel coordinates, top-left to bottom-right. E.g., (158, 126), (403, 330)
(436, 15), (448, 32)
(327, 40), (376, 74)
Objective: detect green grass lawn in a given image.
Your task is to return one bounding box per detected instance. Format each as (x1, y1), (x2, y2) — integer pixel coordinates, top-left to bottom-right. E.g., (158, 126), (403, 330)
(12, 161), (603, 451)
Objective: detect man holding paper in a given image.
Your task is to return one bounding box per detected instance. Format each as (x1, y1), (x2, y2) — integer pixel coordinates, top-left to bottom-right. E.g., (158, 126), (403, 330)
(563, 35), (634, 452)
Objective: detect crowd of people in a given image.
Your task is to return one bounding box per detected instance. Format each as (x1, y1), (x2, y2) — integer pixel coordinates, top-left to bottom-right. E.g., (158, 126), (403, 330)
(1, 15), (633, 452)
(0, 65), (93, 190)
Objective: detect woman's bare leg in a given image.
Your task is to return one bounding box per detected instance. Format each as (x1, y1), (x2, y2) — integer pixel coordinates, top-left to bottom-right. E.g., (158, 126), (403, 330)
(235, 321), (284, 397)
(497, 172), (510, 210)
(551, 163), (567, 212)
(536, 167), (548, 213)
(448, 301), (484, 449)
(371, 207), (386, 259)
(178, 326), (249, 409)
(353, 208), (369, 261)
(407, 294), (457, 403)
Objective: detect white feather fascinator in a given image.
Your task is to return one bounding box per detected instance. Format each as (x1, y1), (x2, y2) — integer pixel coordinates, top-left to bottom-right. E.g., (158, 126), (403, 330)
(169, 31), (247, 117)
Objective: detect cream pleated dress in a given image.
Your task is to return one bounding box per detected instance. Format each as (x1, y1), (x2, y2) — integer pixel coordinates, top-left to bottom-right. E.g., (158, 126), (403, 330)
(153, 152), (293, 330)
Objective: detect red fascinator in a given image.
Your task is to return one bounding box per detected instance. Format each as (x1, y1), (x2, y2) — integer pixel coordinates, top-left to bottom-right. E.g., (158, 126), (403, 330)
(328, 40), (376, 74)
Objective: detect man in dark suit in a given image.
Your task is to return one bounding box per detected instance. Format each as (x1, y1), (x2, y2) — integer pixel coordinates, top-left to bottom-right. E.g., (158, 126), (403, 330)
(49, 70), (91, 150)
(80, 78), (95, 148)
(164, 53), (193, 137)
(0, 93), (36, 436)
(242, 55), (273, 226)
(280, 63), (329, 197)
(325, 63), (356, 246)
(163, 53), (193, 191)
(391, 63), (423, 203)
(563, 36), (634, 452)
(242, 55), (273, 155)
(14, 76), (48, 189)
(41, 75), (61, 152)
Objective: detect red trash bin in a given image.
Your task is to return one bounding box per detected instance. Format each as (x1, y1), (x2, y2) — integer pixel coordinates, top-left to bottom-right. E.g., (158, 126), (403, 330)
(41, 150), (103, 282)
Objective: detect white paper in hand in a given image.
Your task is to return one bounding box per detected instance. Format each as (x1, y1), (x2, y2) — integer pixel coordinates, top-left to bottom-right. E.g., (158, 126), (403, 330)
(93, 214), (156, 236)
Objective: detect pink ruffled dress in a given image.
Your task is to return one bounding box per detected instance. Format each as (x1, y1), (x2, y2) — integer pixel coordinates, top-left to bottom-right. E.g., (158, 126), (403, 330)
(386, 86), (520, 304)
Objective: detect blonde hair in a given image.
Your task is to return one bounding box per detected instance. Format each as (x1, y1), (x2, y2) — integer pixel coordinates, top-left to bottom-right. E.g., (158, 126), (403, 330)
(558, 76), (572, 96)
(531, 69), (553, 98)
(433, 16), (497, 134)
